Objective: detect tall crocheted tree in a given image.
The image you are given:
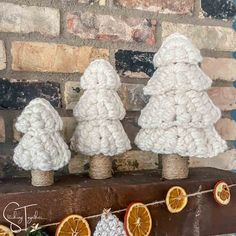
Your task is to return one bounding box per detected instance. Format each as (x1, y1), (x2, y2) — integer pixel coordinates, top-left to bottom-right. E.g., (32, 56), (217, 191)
(71, 59), (131, 179)
(13, 98), (71, 186)
(135, 33), (227, 179)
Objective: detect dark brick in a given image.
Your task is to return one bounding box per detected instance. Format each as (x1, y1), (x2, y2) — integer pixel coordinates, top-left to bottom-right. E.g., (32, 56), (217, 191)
(232, 140), (236, 149)
(233, 51), (236, 59)
(115, 50), (155, 79)
(0, 79), (61, 109)
(233, 21), (236, 31)
(0, 155), (28, 178)
(201, 0), (236, 19)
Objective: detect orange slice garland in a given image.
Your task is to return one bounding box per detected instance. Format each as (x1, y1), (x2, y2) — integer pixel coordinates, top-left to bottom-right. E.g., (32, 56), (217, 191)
(166, 186), (188, 213)
(124, 202), (152, 236)
(0, 225), (14, 236)
(56, 214), (91, 236)
(213, 181), (231, 205)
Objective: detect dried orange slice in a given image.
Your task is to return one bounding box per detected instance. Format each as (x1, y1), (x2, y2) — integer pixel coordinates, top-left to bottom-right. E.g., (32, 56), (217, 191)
(166, 186), (188, 213)
(0, 225), (14, 236)
(56, 214), (91, 236)
(124, 202), (152, 236)
(213, 181), (231, 205)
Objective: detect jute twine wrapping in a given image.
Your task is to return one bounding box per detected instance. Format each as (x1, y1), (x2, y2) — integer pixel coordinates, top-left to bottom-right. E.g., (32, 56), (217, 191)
(31, 170), (54, 187)
(89, 155), (112, 179)
(162, 154), (189, 180)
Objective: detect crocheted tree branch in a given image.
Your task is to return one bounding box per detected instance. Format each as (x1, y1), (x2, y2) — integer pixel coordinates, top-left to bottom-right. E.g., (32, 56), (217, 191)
(13, 98), (71, 186)
(135, 33), (227, 158)
(71, 59), (131, 156)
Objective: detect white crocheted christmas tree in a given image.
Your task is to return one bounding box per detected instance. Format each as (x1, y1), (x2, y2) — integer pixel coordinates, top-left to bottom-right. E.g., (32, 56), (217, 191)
(13, 98), (71, 186)
(94, 210), (127, 236)
(135, 33), (227, 158)
(71, 59), (131, 156)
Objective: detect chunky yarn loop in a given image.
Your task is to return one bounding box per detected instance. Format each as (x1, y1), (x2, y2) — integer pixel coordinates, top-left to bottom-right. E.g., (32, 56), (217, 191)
(15, 98), (63, 133)
(81, 59), (121, 91)
(138, 91), (221, 129)
(144, 63), (212, 95)
(94, 211), (126, 236)
(73, 89), (126, 121)
(13, 98), (71, 171)
(71, 59), (131, 157)
(153, 33), (202, 67)
(71, 120), (131, 156)
(135, 126), (226, 158)
(135, 33), (227, 158)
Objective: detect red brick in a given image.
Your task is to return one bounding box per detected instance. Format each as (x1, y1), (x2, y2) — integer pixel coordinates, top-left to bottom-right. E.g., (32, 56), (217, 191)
(64, 81), (82, 110)
(208, 87), (236, 111)
(215, 118), (236, 140)
(162, 22), (236, 51)
(190, 150), (236, 171)
(118, 83), (148, 111)
(201, 57), (236, 81)
(0, 116), (5, 143)
(62, 117), (77, 143)
(114, 0), (194, 14)
(67, 12), (156, 45)
(11, 42), (109, 73)
(0, 41), (6, 70)
(0, 2), (59, 36)
(68, 150), (158, 174)
(13, 119), (22, 143)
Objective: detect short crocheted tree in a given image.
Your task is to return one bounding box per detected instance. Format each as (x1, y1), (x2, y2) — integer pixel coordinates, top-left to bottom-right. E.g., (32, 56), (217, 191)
(135, 33), (227, 179)
(13, 98), (71, 186)
(71, 59), (131, 179)
(94, 210), (126, 236)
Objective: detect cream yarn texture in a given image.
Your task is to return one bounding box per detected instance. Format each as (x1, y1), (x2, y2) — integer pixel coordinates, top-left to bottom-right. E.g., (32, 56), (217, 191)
(138, 91), (221, 129)
(135, 127), (226, 158)
(13, 98), (71, 171)
(73, 89), (126, 121)
(81, 59), (121, 90)
(71, 59), (131, 156)
(144, 63), (212, 95)
(135, 33), (227, 158)
(15, 98), (63, 133)
(71, 120), (130, 156)
(94, 212), (127, 236)
(153, 33), (202, 67)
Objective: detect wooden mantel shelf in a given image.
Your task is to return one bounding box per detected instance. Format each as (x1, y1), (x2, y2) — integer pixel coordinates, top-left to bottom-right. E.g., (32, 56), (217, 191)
(0, 168), (235, 235)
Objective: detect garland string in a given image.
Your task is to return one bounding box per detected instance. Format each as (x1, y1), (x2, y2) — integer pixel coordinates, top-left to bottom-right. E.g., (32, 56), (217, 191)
(27, 183), (236, 232)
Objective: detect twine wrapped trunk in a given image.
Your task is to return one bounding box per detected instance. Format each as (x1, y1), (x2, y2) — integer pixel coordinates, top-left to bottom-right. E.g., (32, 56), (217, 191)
(31, 170), (54, 187)
(89, 155), (112, 179)
(162, 154), (189, 180)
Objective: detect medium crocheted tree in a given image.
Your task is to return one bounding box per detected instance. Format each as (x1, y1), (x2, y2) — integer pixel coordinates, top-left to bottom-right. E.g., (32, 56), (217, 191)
(13, 98), (71, 186)
(135, 33), (227, 179)
(94, 210), (126, 236)
(71, 59), (131, 179)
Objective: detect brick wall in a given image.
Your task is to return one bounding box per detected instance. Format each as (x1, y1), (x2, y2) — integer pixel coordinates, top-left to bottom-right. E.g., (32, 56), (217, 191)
(0, 0), (235, 177)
